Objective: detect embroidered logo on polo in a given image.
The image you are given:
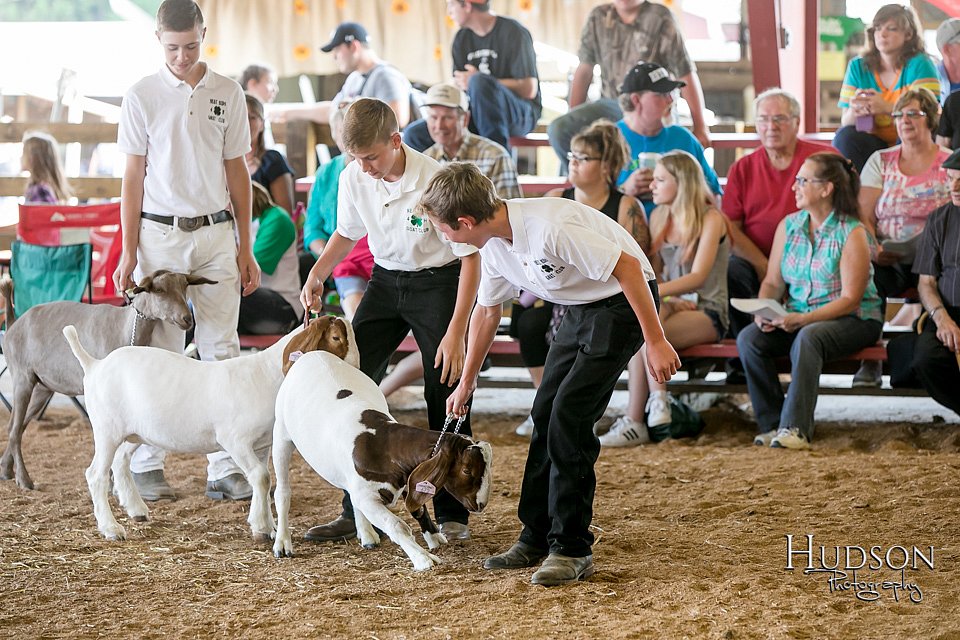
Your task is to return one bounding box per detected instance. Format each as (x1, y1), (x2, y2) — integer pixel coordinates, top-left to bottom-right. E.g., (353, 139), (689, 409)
(208, 99), (227, 123)
(534, 259), (565, 280)
(405, 209), (429, 234)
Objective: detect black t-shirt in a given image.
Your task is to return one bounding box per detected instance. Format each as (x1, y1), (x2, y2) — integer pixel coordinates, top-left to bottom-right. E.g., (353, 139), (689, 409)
(913, 201), (960, 307)
(252, 149), (293, 192)
(938, 92), (960, 150)
(452, 16), (542, 117)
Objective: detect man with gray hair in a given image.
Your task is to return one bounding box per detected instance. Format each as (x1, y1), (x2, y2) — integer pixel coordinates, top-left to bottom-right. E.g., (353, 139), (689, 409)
(723, 88), (834, 348)
(936, 18), (960, 103)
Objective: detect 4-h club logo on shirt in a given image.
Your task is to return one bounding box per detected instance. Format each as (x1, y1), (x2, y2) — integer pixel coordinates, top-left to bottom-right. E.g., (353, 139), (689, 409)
(208, 99), (227, 124)
(405, 209), (429, 235)
(535, 258), (565, 281)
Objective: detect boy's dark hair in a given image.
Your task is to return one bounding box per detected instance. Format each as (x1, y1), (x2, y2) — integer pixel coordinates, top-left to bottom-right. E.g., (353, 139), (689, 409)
(341, 98), (398, 151)
(157, 0), (204, 32)
(240, 64), (272, 91)
(418, 162), (502, 229)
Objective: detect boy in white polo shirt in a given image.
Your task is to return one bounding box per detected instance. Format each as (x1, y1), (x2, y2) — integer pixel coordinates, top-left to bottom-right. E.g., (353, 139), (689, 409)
(300, 98), (481, 542)
(114, 0), (261, 501)
(418, 162), (680, 586)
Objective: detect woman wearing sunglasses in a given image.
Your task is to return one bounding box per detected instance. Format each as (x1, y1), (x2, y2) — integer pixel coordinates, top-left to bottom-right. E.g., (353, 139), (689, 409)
(736, 152), (883, 450)
(853, 88), (951, 386)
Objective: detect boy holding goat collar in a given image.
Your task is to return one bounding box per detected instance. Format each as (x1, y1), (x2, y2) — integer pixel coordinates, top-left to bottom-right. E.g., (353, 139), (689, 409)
(300, 98), (481, 544)
(418, 162), (679, 586)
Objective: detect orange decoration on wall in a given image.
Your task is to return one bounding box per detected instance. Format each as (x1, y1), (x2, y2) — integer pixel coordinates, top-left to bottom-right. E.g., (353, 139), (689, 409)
(391, 0), (410, 14)
(204, 45), (218, 57)
(335, 0), (347, 8)
(445, 15), (455, 29)
(293, 44), (311, 61)
(293, 0), (308, 16)
(433, 44), (443, 60)
(518, 0), (533, 10)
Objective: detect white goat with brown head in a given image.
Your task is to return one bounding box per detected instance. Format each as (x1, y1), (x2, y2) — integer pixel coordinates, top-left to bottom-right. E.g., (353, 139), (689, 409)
(61, 316), (358, 542)
(272, 350), (492, 571)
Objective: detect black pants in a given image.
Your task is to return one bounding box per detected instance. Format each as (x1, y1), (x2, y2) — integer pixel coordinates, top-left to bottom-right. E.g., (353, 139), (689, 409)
(727, 254), (762, 338)
(832, 125), (889, 173)
(237, 288), (300, 335)
(339, 262), (472, 524)
(517, 283), (656, 558)
(874, 262), (919, 316)
(509, 301), (555, 368)
(913, 306), (960, 417)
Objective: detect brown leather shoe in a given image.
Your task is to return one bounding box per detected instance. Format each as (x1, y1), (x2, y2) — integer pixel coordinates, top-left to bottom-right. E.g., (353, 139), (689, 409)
(304, 516), (356, 542)
(530, 553), (595, 586)
(482, 541), (548, 570)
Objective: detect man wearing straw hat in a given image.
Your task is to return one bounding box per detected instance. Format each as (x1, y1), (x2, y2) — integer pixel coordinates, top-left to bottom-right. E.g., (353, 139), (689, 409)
(910, 148), (960, 416)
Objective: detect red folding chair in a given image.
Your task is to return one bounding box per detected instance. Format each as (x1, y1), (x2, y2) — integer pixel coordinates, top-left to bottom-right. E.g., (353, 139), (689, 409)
(17, 202), (123, 304)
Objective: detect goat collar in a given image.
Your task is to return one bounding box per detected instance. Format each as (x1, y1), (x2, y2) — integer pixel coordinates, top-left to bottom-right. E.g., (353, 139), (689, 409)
(432, 413), (468, 457)
(129, 308), (146, 347)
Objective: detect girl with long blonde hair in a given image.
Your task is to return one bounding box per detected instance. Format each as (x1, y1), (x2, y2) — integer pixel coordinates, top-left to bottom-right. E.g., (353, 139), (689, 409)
(21, 132), (72, 203)
(601, 150), (729, 447)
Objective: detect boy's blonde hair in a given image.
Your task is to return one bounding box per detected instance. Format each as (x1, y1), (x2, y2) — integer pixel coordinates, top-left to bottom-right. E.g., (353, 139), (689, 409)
(341, 98), (398, 151)
(418, 162), (502, 229)
(22, 131), (72, 202)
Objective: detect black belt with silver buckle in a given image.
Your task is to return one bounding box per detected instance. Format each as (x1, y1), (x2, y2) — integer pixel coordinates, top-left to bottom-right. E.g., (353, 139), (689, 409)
(141, 210), (233, 232)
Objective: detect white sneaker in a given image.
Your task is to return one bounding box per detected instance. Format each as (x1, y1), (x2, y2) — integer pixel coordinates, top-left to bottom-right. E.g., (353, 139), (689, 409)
(515, 415), (534, 437)
(753, 430), (777, 447)
(598, 416), (650, 447)
(770, 427), (811, 450)
(646, 392), (672, 428)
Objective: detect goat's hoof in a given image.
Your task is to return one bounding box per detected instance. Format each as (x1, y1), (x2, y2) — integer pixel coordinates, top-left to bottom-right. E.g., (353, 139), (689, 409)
(103, 527), (127, 541)
(252, 532), (271, 543)
(362, 542), (379, 550)
(132, 515), (148, 522)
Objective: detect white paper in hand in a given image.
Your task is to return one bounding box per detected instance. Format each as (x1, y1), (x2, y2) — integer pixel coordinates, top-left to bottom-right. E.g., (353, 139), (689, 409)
(731, 298), (789, 321)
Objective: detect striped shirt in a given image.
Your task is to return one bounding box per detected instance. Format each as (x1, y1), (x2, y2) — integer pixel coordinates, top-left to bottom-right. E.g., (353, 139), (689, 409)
(838, 54), (940, 145)
(914, 202), (960, 307)
(781, 209), (883, 321)
(425, 132), (523, 199)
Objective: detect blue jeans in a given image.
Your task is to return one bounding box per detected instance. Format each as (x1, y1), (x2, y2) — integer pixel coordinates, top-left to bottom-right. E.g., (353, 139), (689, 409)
(832, 125), (888, 173)
(547, 99), (622, 174)
(737, 316), (882, 440)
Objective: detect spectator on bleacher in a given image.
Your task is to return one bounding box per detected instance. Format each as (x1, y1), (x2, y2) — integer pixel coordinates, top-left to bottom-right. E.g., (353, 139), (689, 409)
(723, 89), (834, 378)
(115, 0), (259, 502)
(303, 101), (373, 320)
(20, 131), (72, 204)
(380, 82), (524, 402)
(616, 62), (721, 217)
(738, 153), (882, 450)
(240, 63), (278, 104)
(245, 93), (294, 216)
(854, 88), (951, 386)
(509, 119), (650, 438)
(936, 19), (960, 103)
(239, 182), (303, 335)
(403, 0), (540, 153)
(603, 150), (728, 447)
(909, 148), (960, 418)
(547, 0), (710, 174)
(270, 22), (413, 127)
(833, 4), (938, 173)
(422, 82), (521, 198)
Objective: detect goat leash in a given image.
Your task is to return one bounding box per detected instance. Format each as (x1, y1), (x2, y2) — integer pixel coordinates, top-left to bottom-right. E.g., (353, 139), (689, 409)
(121, 289), (147, 347)
(431, 413), (467, 457)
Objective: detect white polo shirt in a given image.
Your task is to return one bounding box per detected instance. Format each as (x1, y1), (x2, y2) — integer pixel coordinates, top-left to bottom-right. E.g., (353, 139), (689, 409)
(336, 144), (477, 271)
(118, 64), (250, 216)
(477, 197), (657, 307)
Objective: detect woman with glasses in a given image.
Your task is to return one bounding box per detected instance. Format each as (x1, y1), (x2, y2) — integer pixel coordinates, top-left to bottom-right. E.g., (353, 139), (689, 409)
(853, 88), (950, 385)
(512, 120), (649, 437)
(245, 92), (295, 216)
(833, 4), (939, 172)
(737, 153), (883, 449)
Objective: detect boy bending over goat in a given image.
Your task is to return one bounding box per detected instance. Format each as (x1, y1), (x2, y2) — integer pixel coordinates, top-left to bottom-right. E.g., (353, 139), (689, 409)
(61, 316), (358, 542)
(272, 350), (493, 571)
(0, 270), (210, 490)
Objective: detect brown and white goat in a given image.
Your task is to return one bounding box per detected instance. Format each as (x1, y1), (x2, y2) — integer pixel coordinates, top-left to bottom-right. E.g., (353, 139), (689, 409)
(0, 270), (211, 490)
(61, 316), (358, 542)
(272, 350), (493, 571)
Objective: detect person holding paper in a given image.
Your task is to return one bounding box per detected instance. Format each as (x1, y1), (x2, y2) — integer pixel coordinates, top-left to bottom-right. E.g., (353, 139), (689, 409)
(737, 153), (883, 450)
(856, 88), (951, 385)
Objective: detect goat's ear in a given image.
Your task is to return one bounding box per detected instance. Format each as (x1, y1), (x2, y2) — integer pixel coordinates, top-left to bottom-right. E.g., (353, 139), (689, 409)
(405, 451), (450, 513)
(186, 274), (218, 286)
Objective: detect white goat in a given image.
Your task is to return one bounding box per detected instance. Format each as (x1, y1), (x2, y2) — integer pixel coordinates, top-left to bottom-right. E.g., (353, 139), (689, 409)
(61, 316), (359, 542)
(0, 270), (211, 490)
(272, 350), (493, 571)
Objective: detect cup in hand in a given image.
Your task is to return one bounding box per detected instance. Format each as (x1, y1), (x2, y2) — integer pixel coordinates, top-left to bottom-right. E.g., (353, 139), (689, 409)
(637, 152), (661, 171)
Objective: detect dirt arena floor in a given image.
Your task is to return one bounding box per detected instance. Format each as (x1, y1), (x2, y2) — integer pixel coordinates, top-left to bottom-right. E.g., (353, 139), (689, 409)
(2, 403), (960, 639)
